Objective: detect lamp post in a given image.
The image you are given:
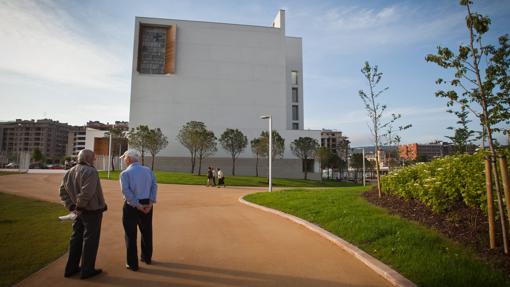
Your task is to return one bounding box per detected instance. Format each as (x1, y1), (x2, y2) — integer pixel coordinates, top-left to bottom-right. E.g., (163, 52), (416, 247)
(260, 115), (272, 192)
(17, 123), (23, 172)
(362, 147), (366, 186)
(107, 132), (112, 179)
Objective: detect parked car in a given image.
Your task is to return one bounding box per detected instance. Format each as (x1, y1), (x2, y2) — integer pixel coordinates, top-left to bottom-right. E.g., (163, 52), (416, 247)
(5, 163), (18, 169)
(48, 164), (64, 170)
(29, 163), (48, 169)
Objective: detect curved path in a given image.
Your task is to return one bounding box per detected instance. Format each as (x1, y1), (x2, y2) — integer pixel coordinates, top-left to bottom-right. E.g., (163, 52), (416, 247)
(0, 174), (390, 287)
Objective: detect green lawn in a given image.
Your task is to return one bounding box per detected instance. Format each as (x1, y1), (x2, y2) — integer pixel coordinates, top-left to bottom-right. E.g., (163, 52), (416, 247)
(0, 193), (70, 287)
(244, 187), (510, 287)
(99, 170), (357, 187)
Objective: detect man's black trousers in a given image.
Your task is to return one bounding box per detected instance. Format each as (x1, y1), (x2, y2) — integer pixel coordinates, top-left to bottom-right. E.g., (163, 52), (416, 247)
(65, 211), (103, 275)
(122, 202), (153, 268)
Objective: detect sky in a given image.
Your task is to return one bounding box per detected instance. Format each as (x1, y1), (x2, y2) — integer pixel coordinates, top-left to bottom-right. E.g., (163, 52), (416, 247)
(0, 0), (509, 146)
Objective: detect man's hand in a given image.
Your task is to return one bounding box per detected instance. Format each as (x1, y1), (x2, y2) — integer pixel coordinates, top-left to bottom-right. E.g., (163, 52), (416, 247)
(142, 203), (153, 214)
(136, 205), (146, 213)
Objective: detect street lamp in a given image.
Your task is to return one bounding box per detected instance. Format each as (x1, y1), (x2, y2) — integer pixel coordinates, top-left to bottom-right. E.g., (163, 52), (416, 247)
(260, 115), (272, 192)
(17, 123), (23, 172)
(107, 132), (112, 179)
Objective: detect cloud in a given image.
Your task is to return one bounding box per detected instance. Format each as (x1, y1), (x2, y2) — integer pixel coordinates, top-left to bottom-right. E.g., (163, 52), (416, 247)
(306, 106), (448, 130)
(0, 0), (129, 91)
(289, 3), (466, 55)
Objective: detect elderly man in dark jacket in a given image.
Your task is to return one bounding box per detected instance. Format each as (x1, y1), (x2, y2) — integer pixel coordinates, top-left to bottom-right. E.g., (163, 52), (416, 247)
(59, 149), (107, 279)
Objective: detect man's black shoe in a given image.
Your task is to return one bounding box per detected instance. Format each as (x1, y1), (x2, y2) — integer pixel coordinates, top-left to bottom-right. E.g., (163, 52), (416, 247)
(126, 264), (139, 271)
(141, 257), (152, 265)
(64, 267), (81, 278)
(80, 269), (102, 279)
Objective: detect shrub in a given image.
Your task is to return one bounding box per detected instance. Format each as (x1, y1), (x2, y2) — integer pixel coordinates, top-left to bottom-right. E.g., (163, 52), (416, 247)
(381, 149), (509, 214)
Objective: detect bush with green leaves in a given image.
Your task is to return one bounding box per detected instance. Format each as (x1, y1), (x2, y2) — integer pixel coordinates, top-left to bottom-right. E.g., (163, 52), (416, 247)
(381, 149), (510, 214)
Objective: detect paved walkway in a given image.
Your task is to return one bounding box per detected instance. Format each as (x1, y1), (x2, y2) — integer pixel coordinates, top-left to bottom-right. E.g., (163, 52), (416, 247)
(0, 174), (390, 287)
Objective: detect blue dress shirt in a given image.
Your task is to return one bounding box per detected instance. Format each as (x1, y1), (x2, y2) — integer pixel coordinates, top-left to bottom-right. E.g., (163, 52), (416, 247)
(120, 162), (157, 207)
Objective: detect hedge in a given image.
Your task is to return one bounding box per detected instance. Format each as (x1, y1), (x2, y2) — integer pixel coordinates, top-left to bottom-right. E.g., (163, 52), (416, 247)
(381, 149), (510, 214)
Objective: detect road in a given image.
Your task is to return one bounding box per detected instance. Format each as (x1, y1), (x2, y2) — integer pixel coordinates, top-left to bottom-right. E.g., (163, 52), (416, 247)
(0, 173), (390, 287)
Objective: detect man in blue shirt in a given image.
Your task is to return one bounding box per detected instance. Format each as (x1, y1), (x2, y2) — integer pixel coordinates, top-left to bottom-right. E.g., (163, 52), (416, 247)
(119, 149), (157, 271)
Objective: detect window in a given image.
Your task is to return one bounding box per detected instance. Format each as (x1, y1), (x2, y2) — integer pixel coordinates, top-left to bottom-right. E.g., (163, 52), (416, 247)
(292, 87), (298, 102)
(137, 24), (176, 74)
(291, 71), (298, 85)
(292, 105), (299, 121)
(292, 123), (299, 130)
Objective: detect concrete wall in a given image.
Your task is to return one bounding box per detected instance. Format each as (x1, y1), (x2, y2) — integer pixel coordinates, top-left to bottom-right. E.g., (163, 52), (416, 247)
(143, 156), (320, 180)
(129, 13), (321, 178)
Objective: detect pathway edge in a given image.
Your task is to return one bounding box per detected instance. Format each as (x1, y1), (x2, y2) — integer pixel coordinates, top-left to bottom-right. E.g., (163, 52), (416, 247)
(239, 196), (417, 287)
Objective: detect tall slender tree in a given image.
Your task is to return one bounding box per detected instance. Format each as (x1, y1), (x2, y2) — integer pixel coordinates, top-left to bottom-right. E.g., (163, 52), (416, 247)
(446, 105), (477, 153)
(315, 146), (331, 182)
(219, 129), (247, 176)
(358, 61), (410, 197)
(426, 0), (510, 252)
(250, 138), (265, 177)
(196, 130), (217, 175)
(177, 121), (207, 174)
(259, 130), (285, 160)
(127, 125), (150, 165)
(290, 137), (319, 180)
(146, 128), (169, 171)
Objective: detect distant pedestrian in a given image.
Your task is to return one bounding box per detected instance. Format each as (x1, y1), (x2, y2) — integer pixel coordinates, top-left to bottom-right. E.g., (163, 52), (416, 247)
(212, 167), (217, 186)
(59, 149), (107, 279)
(217, 168), (225, 188)
(207, 166), (214, 187)
(120, 149), (158, 271)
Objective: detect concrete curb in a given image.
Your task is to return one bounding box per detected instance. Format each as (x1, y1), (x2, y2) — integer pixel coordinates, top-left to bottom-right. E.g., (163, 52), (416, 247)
(239, 196), (417, 287)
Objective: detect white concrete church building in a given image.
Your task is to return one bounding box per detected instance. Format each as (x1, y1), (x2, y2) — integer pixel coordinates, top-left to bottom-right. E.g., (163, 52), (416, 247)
(129, 10), (320, 178)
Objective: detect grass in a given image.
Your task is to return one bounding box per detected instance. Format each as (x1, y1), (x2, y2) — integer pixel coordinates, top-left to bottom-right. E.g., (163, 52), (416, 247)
(0, 193), (70, 287)
(244, 187), (510, 287)
(99, 170), (358, 187)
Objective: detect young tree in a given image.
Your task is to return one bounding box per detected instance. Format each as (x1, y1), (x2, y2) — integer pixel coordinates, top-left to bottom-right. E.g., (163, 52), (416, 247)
(106, 126), (126, 171)
(290, 137), (319, 180)
(250, 138), (265, 177)
(32, 148), (43, 163)
(146, 128), (169, 171)
(177, 121), (207, 174)
(358, 61), (410, 197)
(219, 129), (248, 176)
(350, 153), (364, 182)
(127, 125), (151, 165)
(259, 130), (285, 160)
(315, 146), (331, 182)
(445, 105), (477, 153)
(426, 0), (510, 251)
(196, 130), (217, 175)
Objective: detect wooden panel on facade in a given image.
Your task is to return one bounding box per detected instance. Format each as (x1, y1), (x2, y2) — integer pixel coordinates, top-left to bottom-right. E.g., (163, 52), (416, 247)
(94, 138), (109, 156)
(164, 24), (176, 74)
(136, 25), (145, 73)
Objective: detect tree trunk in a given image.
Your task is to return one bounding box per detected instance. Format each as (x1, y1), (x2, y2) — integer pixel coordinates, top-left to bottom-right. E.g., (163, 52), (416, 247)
(111, 154), (115, 171)
(485, 157), (496, 249)
(466, 2), (507, 253)
(304, 158), (308, 180)
(151, 152), (155, 171)
(232, 156), (236, 176)
(198, 154), (203, 176)
(255, 154), (259, 177)
(190, 150), (196, 174)
(498, 155), (510, 239)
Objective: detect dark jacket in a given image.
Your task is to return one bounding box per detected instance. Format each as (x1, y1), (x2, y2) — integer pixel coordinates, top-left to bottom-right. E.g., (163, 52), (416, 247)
(59, 163), (106, 212)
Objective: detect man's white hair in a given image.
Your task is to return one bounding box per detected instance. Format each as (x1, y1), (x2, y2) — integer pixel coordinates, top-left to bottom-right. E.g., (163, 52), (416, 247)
(77, 149), (95, 165)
